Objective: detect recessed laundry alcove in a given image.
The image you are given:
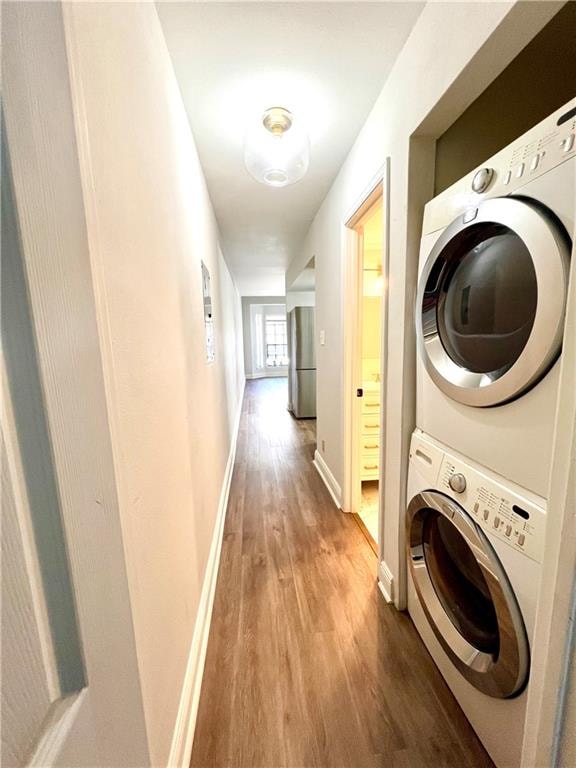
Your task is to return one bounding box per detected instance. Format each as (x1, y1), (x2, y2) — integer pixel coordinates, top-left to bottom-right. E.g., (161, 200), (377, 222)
(434, 2), (576, 195)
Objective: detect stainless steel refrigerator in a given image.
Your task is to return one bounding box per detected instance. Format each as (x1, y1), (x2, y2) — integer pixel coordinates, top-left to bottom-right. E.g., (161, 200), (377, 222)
(288, 306), (316, 418)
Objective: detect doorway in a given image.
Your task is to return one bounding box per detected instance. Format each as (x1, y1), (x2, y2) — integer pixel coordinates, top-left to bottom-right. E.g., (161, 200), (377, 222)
(356, 199), (383, 546)
(343, 170), (388, 552)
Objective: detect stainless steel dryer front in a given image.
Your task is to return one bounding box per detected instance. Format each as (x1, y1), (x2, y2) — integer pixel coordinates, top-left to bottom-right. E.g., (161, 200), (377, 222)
(416, 196), (570, 407)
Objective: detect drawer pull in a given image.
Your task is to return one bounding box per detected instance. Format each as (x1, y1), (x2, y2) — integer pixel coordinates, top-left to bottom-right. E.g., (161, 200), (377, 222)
(364, 464), (378, 471)
(365, 424), (379, 429)
(364, 443), (378, 450)
(365, 402), (379, 407)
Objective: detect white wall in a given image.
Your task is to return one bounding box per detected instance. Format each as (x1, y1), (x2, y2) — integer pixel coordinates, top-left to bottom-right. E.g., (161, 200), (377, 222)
(286, 1), (560, 588)
(286, 290), (315, 313)
(63, 3), (244, 765)
(219, 250), (246, 437)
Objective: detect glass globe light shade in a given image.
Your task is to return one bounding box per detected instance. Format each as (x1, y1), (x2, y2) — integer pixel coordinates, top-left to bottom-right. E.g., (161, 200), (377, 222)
(244, 107), (310, 188)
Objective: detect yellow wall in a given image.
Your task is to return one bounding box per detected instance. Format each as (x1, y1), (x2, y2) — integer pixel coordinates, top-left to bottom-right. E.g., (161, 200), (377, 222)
(361, 203), (383, 380)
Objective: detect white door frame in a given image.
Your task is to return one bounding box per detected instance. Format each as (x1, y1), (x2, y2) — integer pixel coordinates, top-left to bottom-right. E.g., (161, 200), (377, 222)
(3, 3), (149, 764)
(341, 160), (390, 554)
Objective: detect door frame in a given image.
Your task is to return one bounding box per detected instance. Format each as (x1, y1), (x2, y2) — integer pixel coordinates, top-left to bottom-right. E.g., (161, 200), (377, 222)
(341, 160), (390, 554)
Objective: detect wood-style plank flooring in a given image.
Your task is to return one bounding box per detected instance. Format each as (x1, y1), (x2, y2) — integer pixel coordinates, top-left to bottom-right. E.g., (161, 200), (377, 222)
(191, 378), (493, 768)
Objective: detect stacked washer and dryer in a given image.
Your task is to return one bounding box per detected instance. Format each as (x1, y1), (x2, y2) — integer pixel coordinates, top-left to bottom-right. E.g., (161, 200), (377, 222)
(406, 98), (575, 767)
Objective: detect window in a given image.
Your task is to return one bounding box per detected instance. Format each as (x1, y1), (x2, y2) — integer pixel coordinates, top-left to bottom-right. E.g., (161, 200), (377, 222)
(265, 316), (288, 367)
(248, 304), (288, 373)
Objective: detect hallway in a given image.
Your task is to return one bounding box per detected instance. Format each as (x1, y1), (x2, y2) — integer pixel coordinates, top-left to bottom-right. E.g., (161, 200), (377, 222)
(191, 378), (493, 768)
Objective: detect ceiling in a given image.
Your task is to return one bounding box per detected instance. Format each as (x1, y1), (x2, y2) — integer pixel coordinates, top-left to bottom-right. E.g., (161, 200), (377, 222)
(158, 2), (424, 296)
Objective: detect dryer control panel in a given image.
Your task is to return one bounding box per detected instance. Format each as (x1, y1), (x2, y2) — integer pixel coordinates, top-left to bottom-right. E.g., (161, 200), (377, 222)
(423, 98), (576, 235)
(438, 456), (546, 564)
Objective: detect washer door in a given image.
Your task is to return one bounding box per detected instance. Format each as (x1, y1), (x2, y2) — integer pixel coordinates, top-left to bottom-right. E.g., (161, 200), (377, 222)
(407, 490), (529, 698)
(417, 197), (570, 406)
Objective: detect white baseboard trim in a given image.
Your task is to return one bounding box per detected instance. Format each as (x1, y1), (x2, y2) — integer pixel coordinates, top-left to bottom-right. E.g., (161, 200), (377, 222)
(246, 371), (287, 380)
(167, 381), (245, 768)
(378, 560), (395, 604)
(313, 449), (342, 509)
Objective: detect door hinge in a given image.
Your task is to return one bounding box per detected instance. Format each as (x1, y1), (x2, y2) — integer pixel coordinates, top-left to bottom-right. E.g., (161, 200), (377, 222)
(356, 388), (363, 397)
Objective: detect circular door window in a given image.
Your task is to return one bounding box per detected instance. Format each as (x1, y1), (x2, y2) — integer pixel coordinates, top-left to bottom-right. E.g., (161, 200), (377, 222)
(417, 197), (570, 407)
(423, 510), (499, 655)
(407, 490), (529, 698)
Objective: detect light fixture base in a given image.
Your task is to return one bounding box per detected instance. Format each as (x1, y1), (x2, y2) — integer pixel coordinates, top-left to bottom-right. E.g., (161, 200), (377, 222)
(262, 107), (293, 135)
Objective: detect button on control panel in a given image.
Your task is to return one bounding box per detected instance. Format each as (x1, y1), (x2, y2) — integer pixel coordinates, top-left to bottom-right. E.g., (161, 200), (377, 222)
(471, 167), (494, 194)
(448, 473), (467, 493)
(439, 456), (546, 563)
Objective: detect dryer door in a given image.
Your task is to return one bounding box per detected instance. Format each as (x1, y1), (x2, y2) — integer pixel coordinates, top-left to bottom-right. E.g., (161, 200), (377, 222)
(416, 197), (570, 406)
(407, 490), (529, 698)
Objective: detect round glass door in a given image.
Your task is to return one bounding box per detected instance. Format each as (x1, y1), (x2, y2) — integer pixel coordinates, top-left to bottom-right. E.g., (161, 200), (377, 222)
(407, 490), (529, 698)
(417, 197), (570, 406)
(423, 510), (499, 655)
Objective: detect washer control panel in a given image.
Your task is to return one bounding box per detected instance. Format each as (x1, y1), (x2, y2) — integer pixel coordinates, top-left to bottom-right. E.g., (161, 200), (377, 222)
(438, 456), (546, 563)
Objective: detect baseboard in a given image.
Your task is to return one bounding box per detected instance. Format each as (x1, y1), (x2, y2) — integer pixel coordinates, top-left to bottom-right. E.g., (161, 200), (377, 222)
(167, 381), (245, 768)
(246, 371), (287, 380)
(313, 449), (342, 509)
(378, 560), (395, 604)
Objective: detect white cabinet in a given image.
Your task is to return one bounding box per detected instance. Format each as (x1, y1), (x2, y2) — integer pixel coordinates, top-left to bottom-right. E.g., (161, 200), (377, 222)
(360, 391), (380, 480)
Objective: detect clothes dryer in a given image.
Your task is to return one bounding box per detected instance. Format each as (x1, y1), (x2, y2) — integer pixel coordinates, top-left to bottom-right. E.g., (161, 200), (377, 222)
(416, 99), (575, 496)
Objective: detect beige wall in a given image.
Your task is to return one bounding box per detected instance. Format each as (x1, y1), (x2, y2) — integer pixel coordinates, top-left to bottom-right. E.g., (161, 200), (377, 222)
(286, 0), (560, 587)
(63, 3), (244, 764)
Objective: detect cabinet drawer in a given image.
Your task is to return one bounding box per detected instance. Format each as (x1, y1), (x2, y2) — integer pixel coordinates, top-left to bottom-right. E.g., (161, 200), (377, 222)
(360, 456), (379, 479)
(361, 415), (381, 435)
(362, 394), (381, 414)
(360, 437), (380, 454)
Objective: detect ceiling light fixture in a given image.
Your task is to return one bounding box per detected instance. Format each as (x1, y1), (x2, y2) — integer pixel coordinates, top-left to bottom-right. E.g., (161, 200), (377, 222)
(244, 106), (310, 188)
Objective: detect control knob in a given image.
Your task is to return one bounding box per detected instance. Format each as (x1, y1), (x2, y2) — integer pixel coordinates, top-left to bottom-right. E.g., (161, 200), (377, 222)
(471, 167), (494, 193)
(448, 473), (467, 493)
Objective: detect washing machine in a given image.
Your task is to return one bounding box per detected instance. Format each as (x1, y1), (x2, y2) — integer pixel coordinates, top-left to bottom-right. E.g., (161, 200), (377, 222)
(416, 98), (575, 497)
(406, 429), (545, 768)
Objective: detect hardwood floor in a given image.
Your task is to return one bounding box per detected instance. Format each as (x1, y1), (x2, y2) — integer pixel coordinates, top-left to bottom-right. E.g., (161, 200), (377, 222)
(191, 378), (494, 768)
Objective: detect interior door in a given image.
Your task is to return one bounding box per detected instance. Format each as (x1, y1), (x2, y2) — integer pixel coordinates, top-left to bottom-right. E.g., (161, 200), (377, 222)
(2, 3), (149, 765)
